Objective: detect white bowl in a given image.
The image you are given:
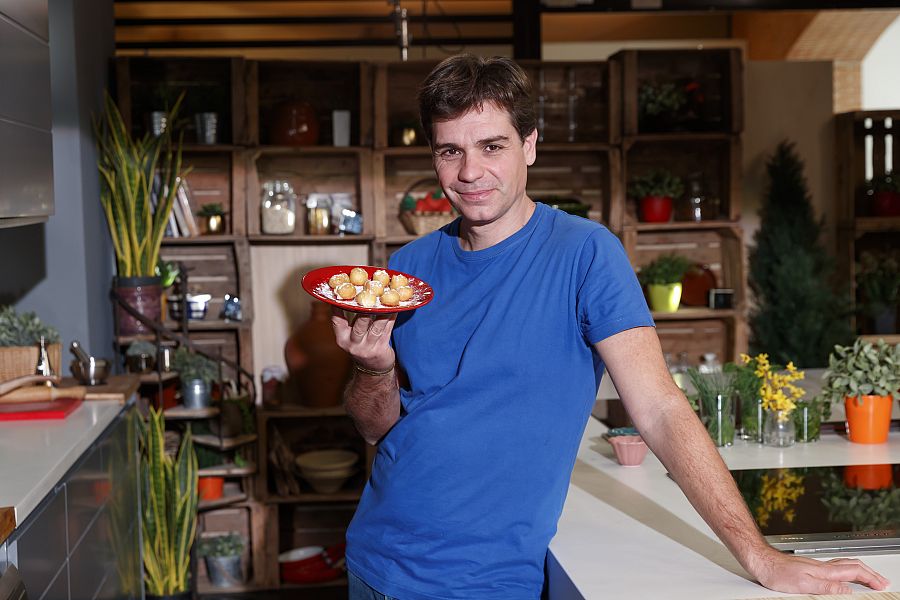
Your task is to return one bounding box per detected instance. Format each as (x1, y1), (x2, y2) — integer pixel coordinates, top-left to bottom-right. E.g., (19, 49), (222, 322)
(302, 470), (355, 494)
(295, 449), (357, 474)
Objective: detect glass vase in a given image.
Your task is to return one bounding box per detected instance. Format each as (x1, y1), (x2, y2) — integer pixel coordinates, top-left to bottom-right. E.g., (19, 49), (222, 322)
(700, 393), (736, 447)
(739, 396), (763, 442)
(763, 409), (796, 447)
(793, 405), (821, 443)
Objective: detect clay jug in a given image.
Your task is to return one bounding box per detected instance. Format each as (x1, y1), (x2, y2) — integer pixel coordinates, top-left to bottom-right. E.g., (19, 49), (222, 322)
(284, 303), (351, 407)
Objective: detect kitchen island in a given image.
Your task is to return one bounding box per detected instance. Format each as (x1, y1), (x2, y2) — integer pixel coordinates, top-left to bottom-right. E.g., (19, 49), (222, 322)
(548, 415), (900, 599)
(0, 378), (140, 600)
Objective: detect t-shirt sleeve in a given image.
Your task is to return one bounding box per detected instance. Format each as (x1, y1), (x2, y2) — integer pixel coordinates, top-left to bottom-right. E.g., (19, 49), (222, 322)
(576, 227), (654, 344)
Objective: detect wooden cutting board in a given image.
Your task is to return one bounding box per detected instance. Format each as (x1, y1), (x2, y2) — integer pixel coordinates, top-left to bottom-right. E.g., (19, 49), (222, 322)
(0, 374), (140, 404)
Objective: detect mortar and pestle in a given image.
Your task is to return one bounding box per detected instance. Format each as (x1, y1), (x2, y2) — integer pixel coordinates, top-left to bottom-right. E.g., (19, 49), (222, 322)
(69, 341), (110, 386)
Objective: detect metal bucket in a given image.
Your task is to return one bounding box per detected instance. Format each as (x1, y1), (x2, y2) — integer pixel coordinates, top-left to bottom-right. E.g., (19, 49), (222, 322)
(205, 555), (243, 588)
(181, 379), (210, 409)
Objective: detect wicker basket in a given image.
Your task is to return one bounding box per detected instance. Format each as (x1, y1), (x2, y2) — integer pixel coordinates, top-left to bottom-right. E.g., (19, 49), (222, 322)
(399, 211), (456, 236)
(0, 343), (62, 383)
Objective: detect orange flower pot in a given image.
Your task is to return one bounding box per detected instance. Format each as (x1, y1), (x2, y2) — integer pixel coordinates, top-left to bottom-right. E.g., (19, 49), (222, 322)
(843, 464), (894, 490)
(198, 476), (224, 501)
(844, 395), (893, 444)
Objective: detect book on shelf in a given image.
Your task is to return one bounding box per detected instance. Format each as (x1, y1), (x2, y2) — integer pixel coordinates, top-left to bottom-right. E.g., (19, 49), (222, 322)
(177, 178), (200, 237)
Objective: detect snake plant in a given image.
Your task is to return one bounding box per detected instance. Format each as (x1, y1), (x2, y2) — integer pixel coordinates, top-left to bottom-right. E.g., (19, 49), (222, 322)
(140, 407), (198, 595)
(95, 92), (191, 278)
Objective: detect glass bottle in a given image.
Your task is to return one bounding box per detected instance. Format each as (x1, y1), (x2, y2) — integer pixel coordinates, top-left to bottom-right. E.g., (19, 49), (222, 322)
(671, 351), (690, 390)
(698, 352), (720, 374)
(261, 180), (297, 235)
(687, 179), (705, 222)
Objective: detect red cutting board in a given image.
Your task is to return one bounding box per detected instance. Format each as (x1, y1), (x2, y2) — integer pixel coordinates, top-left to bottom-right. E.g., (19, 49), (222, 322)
(0, 397), (82, 421)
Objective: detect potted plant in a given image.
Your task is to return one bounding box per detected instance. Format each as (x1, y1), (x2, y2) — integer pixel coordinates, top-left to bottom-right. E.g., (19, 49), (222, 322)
(868, 173), (900, 217)
(198, 532), (246, 588)
(171, 347), (219, 409)
(822, 469), (900, 531)
(197, 202), (227, 235)
(638, 253), (693, 313)
(140, 407), (198, 600)
(125, 340), (157, 373)
(628, 170), (684, 223)
(856, 250), (900, 334)
(95, 92), (191, 336)
(0, 306), (61, 382)
(195, 445), (226, 501)
(725, 354), (764, 441)
(792, 395), (830, 443)
(821, 338), (900, 444)
(638, 81), (687, 132)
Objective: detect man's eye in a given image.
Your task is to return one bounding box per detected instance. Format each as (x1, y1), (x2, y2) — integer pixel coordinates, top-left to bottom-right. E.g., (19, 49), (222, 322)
(440, 148), (461, 158)
(485, 144), (502, 153)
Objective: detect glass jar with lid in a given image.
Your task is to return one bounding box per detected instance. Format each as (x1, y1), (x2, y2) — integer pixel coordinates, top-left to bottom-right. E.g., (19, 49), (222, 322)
(261, 180), (297, 235)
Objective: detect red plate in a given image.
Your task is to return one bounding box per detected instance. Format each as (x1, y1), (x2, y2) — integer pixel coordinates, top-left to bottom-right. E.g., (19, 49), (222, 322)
(301, 265), (434, 314)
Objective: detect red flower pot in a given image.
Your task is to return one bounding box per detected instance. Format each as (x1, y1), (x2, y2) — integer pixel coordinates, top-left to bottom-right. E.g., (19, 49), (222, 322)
(198, 476), (224, 501)
(639, 195), (674, 223)
(843, 464), (893, 490)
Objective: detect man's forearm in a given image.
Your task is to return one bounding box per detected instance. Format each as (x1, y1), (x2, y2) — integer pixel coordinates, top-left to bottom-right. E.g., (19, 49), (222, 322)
(344, 368), (402, 445)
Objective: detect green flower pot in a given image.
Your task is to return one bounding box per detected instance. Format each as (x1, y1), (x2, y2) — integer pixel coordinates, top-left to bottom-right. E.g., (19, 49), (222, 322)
(648, 283), (682, 313)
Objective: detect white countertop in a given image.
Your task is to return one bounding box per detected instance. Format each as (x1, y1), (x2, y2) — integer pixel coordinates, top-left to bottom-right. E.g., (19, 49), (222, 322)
(0, 400), (123, 527)
(549, 417), (900, 599)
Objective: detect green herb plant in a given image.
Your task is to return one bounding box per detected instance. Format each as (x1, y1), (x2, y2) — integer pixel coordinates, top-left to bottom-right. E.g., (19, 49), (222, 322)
(686, 367), (736, 446)
(171, 347), (219, 386)
(628, 170), (685, 200)
(820, 338), (900, 406)
(157, 259), (180, 289)
(724, 359), (763, 437)
(197, 532), (245, 558)
(126, 340), (157, 357)
(821, 470), (900, 532)
(638, 254), (693, 286)
(638, 82), (687, 117)
(0, 306), (60, 346)
(197, 203), (225, 217)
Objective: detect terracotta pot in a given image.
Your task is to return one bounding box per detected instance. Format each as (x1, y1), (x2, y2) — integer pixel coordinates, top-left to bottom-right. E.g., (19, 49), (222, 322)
(647, 283), (682, 313)
(114, 276), (162, 336)
(270, 101), (319, 146)
(843, 464), (894, 490)
(844, 395), (893, 444)
(198, 476), (224, 501)
(639, 195), (673, 223)
(284, 303), (351, 407)
(873, 190), (900, 217)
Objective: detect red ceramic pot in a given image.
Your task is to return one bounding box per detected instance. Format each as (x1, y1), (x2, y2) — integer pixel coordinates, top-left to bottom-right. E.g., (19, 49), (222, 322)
(639, 195), (674, 223)
(270, 101), (319, 146)
(843, 464), (893, 490)
(873, 191), (900, 217)
(198, 476), (224, 501)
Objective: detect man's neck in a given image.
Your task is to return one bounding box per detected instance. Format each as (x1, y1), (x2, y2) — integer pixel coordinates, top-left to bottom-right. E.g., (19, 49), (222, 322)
(458, 199), (536, 252)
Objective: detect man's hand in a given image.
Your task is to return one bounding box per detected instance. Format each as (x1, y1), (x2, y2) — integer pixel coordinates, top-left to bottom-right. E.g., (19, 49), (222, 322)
(331, 308), (397, 372)
(753, 550), (890, 595)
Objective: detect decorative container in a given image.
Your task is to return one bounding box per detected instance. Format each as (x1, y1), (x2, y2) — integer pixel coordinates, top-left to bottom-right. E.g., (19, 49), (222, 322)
(700, 393), (735, 447)
(606, 434), (649, 467)
(198, 476), (224, 501)
(399, 211), (456, 236)
(0, 343), (61, 383)
(763, 409), (795, 447)
(845, 395), (893, 444)
(114, 276), (162, 336)
(205, 555), (244, 588)
(261, 180), (297, 235)
(793, 404), (822, 443)
(647, 283), (682, 313)
(284, 303), (352, 407)
(843, 464), (894, 490)
(182, 379), (210, 409)
(639, 195), (673, 222)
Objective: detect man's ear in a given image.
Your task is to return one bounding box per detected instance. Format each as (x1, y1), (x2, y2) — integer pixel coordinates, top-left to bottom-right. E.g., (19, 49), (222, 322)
(523, 128), (538, 166)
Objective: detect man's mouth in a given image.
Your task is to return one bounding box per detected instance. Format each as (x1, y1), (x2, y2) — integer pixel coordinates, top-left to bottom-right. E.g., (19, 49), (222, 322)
(456, 189), (493, 201)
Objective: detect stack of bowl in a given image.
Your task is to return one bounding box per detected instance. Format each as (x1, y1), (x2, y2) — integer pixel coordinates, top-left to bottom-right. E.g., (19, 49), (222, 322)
(295, 449), (358, 493)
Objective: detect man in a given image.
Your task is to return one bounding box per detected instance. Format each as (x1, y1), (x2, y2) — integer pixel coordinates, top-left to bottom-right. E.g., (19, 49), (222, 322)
(331, 55), (888, 599)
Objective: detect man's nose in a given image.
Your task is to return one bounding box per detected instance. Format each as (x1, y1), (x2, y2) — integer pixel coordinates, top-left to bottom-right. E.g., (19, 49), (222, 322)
(457, 153), (484, 182)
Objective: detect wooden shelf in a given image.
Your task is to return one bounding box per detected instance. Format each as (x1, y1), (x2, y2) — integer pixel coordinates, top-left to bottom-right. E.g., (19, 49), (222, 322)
(197, 580), (269, 595)
(860, 334), (900, 344)
(537, 142), (613, 152)
(198, 462), (257, 477)
(260, 405), (347, 419)
(182, 144), (243, 153)
(253, 145), (367, 156)
(279, 576), (348, 590)
(198, 491), (247, 512)
(379, 145), (431, 156)
(379, 234), (418, 245)
(853, 217), (900, 233)
(138, 371), (179, 384)
(652, 308), (736, 321)
(164, 405), (220, 419)
(162, 234), (240, 245)
(194, 433), (258, 450)
(247, 234), (375, 245)
(624, 132), (733, 145)
(628, 220), (741, 232)
(163, 319), (247, 331)
(265, 489), (363, 504)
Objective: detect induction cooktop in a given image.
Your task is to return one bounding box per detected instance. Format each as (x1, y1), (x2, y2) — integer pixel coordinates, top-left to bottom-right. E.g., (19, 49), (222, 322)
(730, 464), (900, 555)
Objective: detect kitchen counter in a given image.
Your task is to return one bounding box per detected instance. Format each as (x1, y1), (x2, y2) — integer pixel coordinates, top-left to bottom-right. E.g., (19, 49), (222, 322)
(548, 416), (900, 599)
(0, 399), (124, 544)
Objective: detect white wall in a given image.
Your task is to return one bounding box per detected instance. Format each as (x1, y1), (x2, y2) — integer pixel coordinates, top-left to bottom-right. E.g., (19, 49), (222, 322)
(862, 15), (900, 110)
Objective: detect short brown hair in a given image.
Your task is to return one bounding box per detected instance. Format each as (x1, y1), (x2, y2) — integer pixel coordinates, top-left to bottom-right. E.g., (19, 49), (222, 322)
(417, 54), (536, 146)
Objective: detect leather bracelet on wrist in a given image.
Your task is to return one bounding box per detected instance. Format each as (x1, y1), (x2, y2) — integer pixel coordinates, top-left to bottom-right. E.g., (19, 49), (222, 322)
(353, 362), (394, 377)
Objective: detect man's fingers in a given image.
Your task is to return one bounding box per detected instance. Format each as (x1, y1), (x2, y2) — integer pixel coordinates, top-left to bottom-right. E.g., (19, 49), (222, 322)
(821, 558), (890, 590)
(370, 314), (398, 337)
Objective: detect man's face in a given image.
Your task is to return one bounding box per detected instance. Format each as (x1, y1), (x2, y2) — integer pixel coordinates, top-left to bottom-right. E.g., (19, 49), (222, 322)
(431, 103), (537, 228)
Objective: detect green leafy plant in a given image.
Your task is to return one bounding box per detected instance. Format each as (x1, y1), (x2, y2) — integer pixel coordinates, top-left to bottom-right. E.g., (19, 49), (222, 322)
(686, 368), (736, 446)
(724, 358), (764, 436)
(638, 82), (687, 117)
(95, 92), (191, 278)
(856, 250), (900, 316)
(171, 347), (219, 386)
(140, 407), (198, 595)
(792, 395), (829, 441)
(820, 338), (900, 405)
(748, 141), (853, 367)
(821, 470), (900, 532)
(126, 340), (157, 357)
(628, 170), (684, 200)
(638, 254), (693, 286)
(0, 306), (60, 346)
(156, 259), (180, 289)
(197, 532), (245, 558)
(197, 202), (225, 217)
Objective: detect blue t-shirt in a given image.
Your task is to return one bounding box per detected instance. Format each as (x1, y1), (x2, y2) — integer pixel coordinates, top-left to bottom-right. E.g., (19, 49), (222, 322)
(346, 202), (653, 599)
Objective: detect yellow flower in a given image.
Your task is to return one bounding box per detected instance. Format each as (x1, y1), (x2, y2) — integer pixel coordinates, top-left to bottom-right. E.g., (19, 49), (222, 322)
(756, 471), (805, 527)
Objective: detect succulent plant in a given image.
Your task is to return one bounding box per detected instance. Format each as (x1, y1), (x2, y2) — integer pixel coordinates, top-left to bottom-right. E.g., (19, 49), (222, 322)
(198, 531), (245, 557)
(126, 340), (158, 357)
(628, 169), (685, 200)
(638, 254), (694, 286)
(0, 306), (61, 347)
(171, 347), (219, 386)
(821, 338), (900, 404)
